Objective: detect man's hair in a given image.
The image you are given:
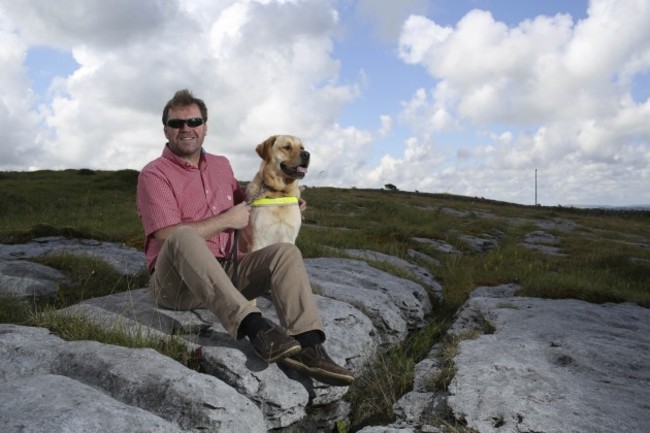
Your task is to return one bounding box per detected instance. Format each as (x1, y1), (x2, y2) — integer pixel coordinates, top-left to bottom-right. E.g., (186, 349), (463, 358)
(162, 89), (208, 125)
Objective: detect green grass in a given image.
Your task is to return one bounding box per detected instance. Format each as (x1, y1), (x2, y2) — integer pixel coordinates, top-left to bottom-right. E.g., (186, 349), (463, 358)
(0, 169), (142, 247)
(347, 316), (448, 428)
(0, 295), (201, 371)
(32, 254), (149, 307)
(427, 330), (483, 393)
(0, 292), (32, 324)
(2, 170), (650, 432)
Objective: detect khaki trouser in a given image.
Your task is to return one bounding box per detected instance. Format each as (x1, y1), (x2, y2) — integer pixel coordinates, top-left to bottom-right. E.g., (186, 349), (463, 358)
(149, 226), (323, 339)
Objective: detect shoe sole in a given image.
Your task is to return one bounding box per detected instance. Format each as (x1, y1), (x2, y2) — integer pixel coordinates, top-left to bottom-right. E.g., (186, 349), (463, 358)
(279, 357), (355, 386)
(254, 342), (302, 364)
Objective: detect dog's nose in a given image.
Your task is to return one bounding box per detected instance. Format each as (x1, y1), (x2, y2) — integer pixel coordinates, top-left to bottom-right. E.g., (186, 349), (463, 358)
(301, 151), (310, 164)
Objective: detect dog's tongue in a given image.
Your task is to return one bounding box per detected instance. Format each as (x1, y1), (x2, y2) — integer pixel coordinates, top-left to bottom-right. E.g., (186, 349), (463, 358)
(297, 166), (308, 174)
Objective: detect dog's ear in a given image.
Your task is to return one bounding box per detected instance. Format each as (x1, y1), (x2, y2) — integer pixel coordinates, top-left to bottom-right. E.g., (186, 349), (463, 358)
(256, 135), (277, 161)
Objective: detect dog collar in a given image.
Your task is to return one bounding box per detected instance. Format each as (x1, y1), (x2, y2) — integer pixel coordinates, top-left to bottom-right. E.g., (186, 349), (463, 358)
(250, 197), (299, 207)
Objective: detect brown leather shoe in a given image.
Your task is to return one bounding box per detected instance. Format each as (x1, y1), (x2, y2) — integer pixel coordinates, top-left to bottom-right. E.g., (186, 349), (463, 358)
(251, 325), (301, 363)
(279, 344), (355, 386)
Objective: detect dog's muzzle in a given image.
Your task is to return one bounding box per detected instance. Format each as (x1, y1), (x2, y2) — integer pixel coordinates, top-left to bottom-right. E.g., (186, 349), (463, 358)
(300, 150), (310, 166)
(281, 150), (310, 179)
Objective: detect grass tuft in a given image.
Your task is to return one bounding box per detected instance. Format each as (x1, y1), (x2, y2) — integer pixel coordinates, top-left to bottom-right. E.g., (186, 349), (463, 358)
(427, 330), (482, 392)
(0, 292), (32, 325)
(32, 254), (149, 308)
(347, 317), (447, 429)
(0, 301), (202, 371)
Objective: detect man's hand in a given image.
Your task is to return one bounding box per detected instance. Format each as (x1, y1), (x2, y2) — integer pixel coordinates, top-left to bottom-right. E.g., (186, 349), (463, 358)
(153, 202), (251, 243)
(225, 202), (251, 230)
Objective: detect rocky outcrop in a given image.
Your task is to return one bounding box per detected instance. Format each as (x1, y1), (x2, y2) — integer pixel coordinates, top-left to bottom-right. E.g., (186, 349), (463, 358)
(0, 236), (145, 301)
(381, 285), (650, 433)
(307, 257), (432, 348)
(0, 237), (434, 432)
(447, 287), (650, 433)
(0, 236), (145, 274)
(342, 249), (443, 300)
(0, 259), (69, 300)
(50, 252), (434, 430)
(2, 234), (649, 433)
(0, 324), (266, 433)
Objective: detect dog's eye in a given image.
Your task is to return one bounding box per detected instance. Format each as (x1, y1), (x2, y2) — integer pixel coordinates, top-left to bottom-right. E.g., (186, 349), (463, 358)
(284, 145), (291, 150)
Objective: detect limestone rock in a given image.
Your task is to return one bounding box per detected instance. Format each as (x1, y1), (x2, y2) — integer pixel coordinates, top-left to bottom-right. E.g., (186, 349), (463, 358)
(6, 232), (648, 433)
(392, 392), (436, 426)
(356, 427), (416, 433)
(0, 260), (68, 300)
(59, 288), (377, 430)
(534, 218), (579, 232)
(447, 292), (650, 433)
(412, 237), (461, 255)
(387, 350), (448, 432)
(520, 230), (566, 256)
(459, 231), (503, 253)
(407, 248), (441, 267)
(306, 258), (431, 346)
(70, 286), (210, 335)
(468, 284), (519, 299)
(0, 374), (183, 433)
(343, 249), (443, 299)
(0, 324), (266, 433)
(0, 236), (146, 275)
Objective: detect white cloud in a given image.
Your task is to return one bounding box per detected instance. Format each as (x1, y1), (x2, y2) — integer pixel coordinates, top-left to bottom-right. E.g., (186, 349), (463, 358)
(307, 124), (373, 188)
(0, 0), (177, 49)
(1, 0), (649, 207)
(378, 115), (392, 137)
(0, 14), (41, 169)
(0, 0), (366, 182)
(390, 0), (650, 205)
(356, 0), (428, 42)
(399, 10), (583, 124)
(366, 136), (446, 192)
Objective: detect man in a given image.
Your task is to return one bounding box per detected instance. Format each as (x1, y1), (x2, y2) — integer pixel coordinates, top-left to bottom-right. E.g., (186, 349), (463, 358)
(136, 89), (353, 386)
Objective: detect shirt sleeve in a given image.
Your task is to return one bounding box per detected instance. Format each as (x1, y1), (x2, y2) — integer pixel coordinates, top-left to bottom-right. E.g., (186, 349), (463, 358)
(232, 173), (246, 204)
(136, 166), (181, 237)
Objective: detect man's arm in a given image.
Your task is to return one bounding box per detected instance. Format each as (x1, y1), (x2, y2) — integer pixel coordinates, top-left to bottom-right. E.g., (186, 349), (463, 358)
(137, 165), (251, 245)
(153, 202), (251, 243)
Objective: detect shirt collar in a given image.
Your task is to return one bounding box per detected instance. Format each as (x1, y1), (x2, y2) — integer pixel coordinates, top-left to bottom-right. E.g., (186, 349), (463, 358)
(162, 144), (205, 170)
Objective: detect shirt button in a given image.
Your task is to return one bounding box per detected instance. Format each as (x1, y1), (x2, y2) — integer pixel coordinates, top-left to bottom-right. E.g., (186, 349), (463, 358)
(227, 195), (232, 201)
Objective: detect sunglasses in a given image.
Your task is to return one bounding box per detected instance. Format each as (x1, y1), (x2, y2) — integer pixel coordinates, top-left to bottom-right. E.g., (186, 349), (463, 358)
(166, 118), (204, 129)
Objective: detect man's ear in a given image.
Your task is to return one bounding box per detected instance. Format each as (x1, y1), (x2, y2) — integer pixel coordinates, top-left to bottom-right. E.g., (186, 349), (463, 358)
(256, 135), (277, 161)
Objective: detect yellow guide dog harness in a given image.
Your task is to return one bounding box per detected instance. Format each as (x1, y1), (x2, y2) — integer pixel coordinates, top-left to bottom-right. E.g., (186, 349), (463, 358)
(250, 196), (299, 207)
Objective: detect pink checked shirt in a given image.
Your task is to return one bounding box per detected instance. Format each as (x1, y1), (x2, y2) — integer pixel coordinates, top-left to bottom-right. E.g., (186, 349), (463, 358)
(137, 145), (246, 273)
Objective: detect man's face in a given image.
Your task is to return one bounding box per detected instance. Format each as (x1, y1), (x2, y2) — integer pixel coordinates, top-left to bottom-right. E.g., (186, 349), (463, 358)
(164, 103), (207, 164)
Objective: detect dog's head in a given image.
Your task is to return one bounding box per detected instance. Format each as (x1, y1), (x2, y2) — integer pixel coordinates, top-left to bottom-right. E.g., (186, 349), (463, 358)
(256, 135), (310, 181)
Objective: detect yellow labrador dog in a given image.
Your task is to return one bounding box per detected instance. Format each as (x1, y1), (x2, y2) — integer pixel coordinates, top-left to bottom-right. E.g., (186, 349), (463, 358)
(240, 135), (309, 253)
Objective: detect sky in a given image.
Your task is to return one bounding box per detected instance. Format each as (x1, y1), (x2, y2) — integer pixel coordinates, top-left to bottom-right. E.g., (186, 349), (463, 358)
(1, 0), (649, 207)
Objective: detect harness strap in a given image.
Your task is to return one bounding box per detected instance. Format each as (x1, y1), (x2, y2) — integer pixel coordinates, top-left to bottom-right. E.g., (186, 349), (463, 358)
(251, 196), (299, 207)
(230, 230), (239, 287)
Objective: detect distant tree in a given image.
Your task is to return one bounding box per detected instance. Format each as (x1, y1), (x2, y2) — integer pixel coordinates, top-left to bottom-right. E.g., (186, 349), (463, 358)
(384, 183), (398, 191)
